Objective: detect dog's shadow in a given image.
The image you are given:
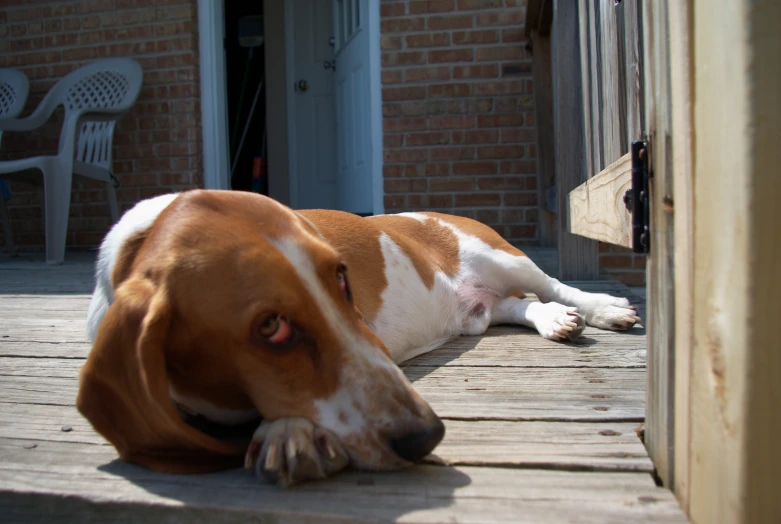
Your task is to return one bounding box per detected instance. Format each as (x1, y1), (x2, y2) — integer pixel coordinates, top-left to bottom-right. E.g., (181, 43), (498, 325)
(97, 458), (471, 521)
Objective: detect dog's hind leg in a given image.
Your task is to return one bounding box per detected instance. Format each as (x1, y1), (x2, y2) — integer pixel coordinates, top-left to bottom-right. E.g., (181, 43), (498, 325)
(475, 249), (641, 332)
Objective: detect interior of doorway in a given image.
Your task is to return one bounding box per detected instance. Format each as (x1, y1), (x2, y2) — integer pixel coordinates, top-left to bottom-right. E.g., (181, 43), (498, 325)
(223, 1), (269, 195)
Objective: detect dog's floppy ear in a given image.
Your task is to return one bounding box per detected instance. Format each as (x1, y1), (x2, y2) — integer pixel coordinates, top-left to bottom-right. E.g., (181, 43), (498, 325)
(77, 277), (246, 474)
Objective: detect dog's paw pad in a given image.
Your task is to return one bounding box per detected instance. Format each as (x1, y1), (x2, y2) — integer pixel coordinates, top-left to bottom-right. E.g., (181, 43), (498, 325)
(244, 417), (349, 487)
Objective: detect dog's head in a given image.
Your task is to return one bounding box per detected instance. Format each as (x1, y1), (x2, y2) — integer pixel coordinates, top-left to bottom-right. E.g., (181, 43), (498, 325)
(77, 190), (444, 474)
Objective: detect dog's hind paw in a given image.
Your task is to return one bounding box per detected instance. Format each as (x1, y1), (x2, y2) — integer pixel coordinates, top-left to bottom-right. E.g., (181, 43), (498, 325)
(244, 417), (349, 487)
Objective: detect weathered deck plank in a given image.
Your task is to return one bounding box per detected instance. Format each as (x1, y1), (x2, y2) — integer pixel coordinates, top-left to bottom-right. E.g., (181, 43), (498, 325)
(0, 254), (688, 522)
(0, 438), (685, 524)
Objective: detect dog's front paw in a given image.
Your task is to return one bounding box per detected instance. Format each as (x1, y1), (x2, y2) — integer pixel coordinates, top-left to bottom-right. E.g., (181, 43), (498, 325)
(244, 417), (349, 487)
(531, 302), (586, 341)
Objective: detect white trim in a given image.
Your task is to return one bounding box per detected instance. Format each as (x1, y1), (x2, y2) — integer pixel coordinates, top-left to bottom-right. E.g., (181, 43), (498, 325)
(197, 0), (230, 190)
(367, 0), (384, 215)
(284, 0), (300, 208)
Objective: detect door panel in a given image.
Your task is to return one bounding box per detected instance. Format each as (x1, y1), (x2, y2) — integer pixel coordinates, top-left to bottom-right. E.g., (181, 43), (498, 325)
(290, 0), (337, 209)
(333, 0), (373, 214)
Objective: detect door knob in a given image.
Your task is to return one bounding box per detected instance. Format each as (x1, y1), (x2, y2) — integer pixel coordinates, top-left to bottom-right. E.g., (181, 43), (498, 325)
(297, 79), (309, 92)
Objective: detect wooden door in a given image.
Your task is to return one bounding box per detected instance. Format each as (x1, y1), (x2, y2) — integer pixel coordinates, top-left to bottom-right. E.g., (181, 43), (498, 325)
(332, 0), (374, 215)
(288, 0), (338, 210)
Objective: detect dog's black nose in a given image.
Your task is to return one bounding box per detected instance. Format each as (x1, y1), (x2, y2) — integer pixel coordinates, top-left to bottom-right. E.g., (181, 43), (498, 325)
(390, 417), (446, 462)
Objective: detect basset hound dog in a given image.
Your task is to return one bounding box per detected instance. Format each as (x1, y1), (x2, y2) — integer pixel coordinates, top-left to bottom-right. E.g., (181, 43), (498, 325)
(79, 189), (640, 487)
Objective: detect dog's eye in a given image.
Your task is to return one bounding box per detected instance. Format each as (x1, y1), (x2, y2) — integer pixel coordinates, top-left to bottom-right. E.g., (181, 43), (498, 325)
(336, 264), (352, 301)
(254, 315), (294, 346)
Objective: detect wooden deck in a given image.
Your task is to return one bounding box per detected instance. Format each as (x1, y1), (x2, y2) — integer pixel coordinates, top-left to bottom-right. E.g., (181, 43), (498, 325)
(0, 252), (687, 523)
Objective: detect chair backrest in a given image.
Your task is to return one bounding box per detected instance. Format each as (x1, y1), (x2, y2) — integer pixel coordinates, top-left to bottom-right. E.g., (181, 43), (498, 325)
(41, 58), (143, 168)
(0, 68), (30, 146)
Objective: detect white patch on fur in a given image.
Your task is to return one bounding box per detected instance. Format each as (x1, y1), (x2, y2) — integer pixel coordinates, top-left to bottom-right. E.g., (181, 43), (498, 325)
(371, 231), (462, 363)
(86, 192), (180, 344)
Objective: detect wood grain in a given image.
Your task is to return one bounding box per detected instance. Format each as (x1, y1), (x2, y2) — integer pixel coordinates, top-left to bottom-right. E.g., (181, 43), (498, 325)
(568, 152), (633, 248)
(642, 0), (676, 489)
(0, 438), (688, 523)
(553, 0), (600, 279)
(688, 0), (781, 521)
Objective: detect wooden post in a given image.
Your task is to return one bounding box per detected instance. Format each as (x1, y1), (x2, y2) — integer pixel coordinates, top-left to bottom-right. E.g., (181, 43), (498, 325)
(683, 0), (781, 521)
(642, 0), (676, 489)
(551, 0), (599, 280)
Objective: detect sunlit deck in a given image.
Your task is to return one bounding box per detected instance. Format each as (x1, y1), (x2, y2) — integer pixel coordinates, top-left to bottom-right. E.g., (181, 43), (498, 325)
(0, 251), (686, 522)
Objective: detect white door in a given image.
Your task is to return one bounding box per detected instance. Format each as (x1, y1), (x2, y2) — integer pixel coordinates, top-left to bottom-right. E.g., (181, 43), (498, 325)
(333, 0), (375, 215)
(288, 0), (337, 209)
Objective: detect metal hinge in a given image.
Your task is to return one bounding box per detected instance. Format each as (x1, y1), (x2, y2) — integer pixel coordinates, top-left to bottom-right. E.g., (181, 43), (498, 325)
(623, 140), (650, 254)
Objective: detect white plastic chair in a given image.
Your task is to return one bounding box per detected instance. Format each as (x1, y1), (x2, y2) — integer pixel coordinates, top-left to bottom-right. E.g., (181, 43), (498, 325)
(0, 58), (143, 264)
(0, 68), (30, 254)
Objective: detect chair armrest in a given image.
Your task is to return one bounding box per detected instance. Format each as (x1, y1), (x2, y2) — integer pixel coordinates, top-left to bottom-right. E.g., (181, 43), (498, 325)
(75, 107), (132, 123)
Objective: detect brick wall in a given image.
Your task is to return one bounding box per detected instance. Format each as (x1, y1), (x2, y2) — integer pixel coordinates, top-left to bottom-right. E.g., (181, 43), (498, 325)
(0, 0), (201, 251)
(380, 0), (538, 245)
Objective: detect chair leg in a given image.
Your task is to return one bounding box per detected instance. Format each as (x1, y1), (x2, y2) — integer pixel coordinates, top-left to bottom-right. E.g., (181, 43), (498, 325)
(0, 196), (14, 255)
(106, 181), (119, 223)
(43, 170), (73, 265)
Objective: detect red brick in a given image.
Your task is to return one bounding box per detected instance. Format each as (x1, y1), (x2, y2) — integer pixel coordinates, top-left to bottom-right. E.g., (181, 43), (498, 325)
(427, 14), (474, 30)
(429, 83), (473, 98)
(400, 101), (427, 116)
(385, 179), (428, 193)
(409, 0), (455, 14)
(453, 64), (499, 78)
(430, 177), (475, 192)
(475, 80), (525, 95)
(382, 69), (403, 84)
(452, 29), (500, 45)
(382, 86), (428, 101)
(383, 117), (428, 132)
(425, 163), (451, 176)
(478, 177), (525, 190)
(476, 9), (524, 26)
(381, 17), (425, 32)
(380, 3), (406, 17)
(452, 161), (498, 175)
(381, 36), (403, 50)
(430, 115), (476, 129)
(428, 49), (474, 63)
(452, 130), (499, 144)
(382, 51), (426, 67)
(405, 131), (450, 146)
(503, 192), (538, 206)
(384, 134), (403, 148)
(476, 45), (523, 61)
(457, 0), (502, 9)
(404, 66), (451, 83)
(384, 165), (404, 178)
(501, 128), (536, 143)
(502, 28), (525, 42)
(430, 146), (475, 161)
(599, 255), (634, 269)
(477, 146), (525, 159)
(477, 114), (525, 127)
(455, 193), (501, 207)
(406, 33), (450, 48)
(499, 160), (537, 174)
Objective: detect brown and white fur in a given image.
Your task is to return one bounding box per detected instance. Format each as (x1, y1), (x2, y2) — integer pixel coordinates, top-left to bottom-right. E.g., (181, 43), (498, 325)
(81, 189), (639, 486)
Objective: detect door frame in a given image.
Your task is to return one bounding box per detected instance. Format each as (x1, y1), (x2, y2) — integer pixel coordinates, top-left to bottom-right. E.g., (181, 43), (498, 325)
(283, 0), (384, 214)
(197, 0), (231, 191)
